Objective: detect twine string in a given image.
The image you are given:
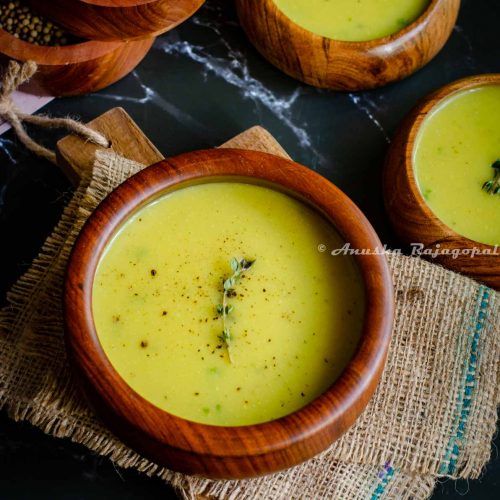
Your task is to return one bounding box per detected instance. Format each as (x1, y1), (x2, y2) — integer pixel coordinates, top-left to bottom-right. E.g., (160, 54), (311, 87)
(0, 60), (110, 165)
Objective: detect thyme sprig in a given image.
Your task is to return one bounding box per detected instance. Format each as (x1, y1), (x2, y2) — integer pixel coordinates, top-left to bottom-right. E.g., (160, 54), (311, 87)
(482, 160), (500, 195)
(216, 257), (255, 363)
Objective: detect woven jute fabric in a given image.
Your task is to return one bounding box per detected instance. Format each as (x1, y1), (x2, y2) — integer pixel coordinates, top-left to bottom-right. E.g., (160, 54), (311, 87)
(1, 127), (499, 499)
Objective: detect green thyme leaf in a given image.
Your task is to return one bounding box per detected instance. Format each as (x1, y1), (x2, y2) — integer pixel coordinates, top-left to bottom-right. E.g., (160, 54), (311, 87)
(241, 258), (255, 271)
(224, 277), (235, 291)
(483, 159), (500, 196)
(215, 256), (256, 364)
(230, 257), (240, 273)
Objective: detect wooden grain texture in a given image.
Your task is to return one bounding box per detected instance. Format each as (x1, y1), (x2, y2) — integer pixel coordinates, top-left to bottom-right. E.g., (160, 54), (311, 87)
(65, 147), (394, 479)
(56, 107), (164, 185)
(27, 0), (205, 41)
(0, 30), (154, 96)
(220, 126), (291, 159)
(384, 74), (500, 290)
(236, 0), (460, 91)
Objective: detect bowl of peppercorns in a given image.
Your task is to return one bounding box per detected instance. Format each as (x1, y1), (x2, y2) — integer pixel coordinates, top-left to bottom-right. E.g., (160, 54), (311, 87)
(0, 0), (155, 95)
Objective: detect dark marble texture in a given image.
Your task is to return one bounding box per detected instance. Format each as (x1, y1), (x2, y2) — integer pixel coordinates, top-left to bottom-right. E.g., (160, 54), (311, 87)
(0, 0), (499, 498)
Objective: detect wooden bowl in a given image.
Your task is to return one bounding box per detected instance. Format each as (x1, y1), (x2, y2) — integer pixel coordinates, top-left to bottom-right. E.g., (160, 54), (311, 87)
(26, 0), (205, 41)
(0, 29), (154, 96)
(65, 148), (394, 479)
(236, 0), (460, 91)
(384, 75), (500, 290)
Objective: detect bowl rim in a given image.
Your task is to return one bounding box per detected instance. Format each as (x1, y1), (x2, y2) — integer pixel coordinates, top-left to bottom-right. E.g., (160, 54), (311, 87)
(64, 148), (394, 463)
(0, 28), (124, 65)
(402, 73), (500, 251)
(25, 0), (206, 42)
(81, 0), (156, 6)
(267, 0), (444, 46)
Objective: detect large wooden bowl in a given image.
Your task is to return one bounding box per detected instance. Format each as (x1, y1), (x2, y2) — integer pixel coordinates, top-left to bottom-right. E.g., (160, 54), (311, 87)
(384, 75), (500, 290)
(65, 148), (394, 479)
(236, 0), (460, 91)
(0, 29), (154, 96)
(26, 0), (205, 41)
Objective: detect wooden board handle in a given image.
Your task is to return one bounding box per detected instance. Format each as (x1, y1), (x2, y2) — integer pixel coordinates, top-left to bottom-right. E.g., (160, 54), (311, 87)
(56, 107), (164, 185)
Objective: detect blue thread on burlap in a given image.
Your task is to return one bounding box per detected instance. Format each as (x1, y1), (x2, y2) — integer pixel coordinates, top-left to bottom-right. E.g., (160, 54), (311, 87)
(439, 286), (490, 475)
(371, 462), (394, 500)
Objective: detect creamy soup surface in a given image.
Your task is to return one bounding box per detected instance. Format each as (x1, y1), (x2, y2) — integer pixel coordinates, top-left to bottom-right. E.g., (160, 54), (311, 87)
(93, 182), (364, 426)
(414, 86), (500, 246)
(273, 0), (430, 42)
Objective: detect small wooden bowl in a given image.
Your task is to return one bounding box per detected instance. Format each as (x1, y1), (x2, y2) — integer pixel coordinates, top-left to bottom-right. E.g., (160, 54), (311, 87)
(0, 29), (154, 96)
(26, 0), (205, 41)
(65, 148), (394, 479)
(236, 0), (460, 91)
(384, 75), (500, 290)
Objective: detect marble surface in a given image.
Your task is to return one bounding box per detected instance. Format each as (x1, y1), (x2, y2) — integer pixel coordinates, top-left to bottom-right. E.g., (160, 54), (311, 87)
(1, 0), (499, 498)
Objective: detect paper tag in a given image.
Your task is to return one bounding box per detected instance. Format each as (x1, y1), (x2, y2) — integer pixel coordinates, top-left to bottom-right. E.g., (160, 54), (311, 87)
(0, 86), (53, 135)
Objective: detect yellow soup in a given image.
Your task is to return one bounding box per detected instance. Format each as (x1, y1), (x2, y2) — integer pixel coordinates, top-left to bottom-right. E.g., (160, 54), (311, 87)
(414, 86), (500, 246)
(273, 0), (430, 42)
(93, 183), (364, 426)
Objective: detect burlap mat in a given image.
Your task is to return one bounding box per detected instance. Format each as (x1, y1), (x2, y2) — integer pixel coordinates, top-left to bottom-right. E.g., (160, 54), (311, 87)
(1, 127), (499, 499)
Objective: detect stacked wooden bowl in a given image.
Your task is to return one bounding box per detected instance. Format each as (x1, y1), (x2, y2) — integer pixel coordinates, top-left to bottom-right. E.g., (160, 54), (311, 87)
(0, 0), (205, 95)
